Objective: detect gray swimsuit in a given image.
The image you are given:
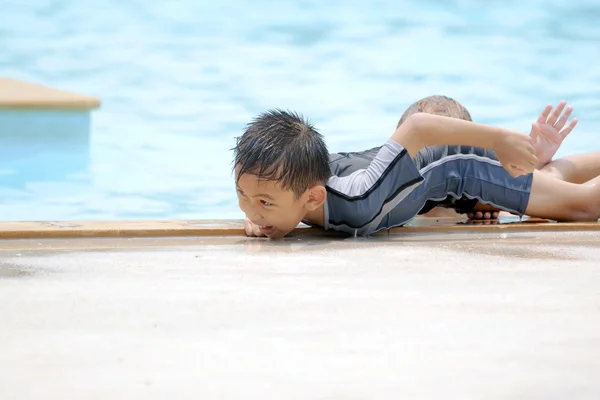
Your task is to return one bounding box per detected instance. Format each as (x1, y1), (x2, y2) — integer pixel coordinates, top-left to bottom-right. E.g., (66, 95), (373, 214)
(321, 141), (534, 236)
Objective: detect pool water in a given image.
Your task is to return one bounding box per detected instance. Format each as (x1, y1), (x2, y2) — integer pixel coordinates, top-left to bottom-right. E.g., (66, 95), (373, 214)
(1, 0), (599, 221)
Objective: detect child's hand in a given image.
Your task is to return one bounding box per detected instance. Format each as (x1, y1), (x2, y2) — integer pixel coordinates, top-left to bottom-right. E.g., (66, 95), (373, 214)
(244, 217), (266, 237)
(494, 131), (538, 178)
(530, 101), (578, 168)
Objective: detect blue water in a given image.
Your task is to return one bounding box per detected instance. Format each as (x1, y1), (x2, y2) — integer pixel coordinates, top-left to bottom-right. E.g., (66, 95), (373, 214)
(1, 0), (600, 221)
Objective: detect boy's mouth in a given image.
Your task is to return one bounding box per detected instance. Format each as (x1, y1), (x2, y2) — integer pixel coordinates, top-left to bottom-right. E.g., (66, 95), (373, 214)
(259, 225), (275, 235)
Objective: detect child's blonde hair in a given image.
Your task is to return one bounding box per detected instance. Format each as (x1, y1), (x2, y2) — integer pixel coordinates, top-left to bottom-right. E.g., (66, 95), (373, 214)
(397, 95), (472, 127)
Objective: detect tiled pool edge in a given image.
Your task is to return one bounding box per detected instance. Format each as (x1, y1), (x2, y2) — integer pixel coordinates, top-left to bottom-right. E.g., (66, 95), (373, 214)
(1, 219), (599, 239)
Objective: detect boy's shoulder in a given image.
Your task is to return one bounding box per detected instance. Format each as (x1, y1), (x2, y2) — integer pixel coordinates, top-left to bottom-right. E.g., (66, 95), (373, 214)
(327, 146), (382, 178)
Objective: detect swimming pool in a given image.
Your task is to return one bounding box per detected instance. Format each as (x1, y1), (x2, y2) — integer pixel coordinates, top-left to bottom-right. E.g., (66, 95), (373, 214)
(1, 0), (599, 221)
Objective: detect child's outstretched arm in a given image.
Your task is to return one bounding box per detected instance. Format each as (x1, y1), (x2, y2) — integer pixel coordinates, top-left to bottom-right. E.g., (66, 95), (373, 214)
(394, 113), (538, 178)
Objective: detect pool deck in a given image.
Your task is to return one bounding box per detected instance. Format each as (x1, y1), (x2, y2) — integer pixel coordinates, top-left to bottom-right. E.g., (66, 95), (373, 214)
(1, 216), (600, 239)
(2, 220), (600, 399)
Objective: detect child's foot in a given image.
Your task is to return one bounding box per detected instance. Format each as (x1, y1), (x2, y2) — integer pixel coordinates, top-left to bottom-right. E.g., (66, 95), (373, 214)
(464, 217), (500, 225)
(424, 197), (511, 221)
(467, 211), (500, 220)
(466, 203), (501, 220)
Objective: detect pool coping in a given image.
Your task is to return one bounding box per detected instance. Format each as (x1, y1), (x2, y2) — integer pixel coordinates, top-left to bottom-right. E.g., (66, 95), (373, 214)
(0, 219), (599, 239)
(0, 77), (100, 110)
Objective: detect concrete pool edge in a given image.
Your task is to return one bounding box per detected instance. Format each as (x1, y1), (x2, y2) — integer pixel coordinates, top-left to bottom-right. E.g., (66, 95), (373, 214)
(0, 218), (599, 239)
(0, 77), (100, 110)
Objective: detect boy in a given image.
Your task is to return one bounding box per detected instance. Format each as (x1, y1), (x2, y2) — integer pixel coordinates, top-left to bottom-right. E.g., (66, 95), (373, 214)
(329, 95), (580, 220)
(233, 109), (600, 239)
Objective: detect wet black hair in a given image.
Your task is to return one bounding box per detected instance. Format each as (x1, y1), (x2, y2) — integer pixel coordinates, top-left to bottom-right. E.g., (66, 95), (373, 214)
(232, 109), (331, 197)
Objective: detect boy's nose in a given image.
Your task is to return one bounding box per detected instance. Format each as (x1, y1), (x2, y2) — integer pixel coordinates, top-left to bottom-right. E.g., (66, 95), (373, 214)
(246, 209), (263, 222)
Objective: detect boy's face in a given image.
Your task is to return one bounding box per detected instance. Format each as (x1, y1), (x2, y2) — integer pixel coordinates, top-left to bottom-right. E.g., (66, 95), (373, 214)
(235, 169), (322, 239)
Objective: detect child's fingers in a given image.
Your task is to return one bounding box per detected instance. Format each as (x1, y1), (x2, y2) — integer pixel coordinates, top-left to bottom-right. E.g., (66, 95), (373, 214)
(560, 118), (578, 139)
(537, 104), (553, 123)
(554, 105), (573, 130)
(244, 218), (265, 237)
(253, 226), (265, 237)
(244, 218), (255, 236)
(251, 222), (266, 237)
(508, 165), (522, 178)
(524, 145), (538, 171)
(546, 100), (567, 126)
(510, 159), (534, 177)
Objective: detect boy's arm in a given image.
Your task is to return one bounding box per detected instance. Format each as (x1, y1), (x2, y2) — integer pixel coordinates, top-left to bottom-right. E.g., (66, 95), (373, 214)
(394, 113), (538, 178)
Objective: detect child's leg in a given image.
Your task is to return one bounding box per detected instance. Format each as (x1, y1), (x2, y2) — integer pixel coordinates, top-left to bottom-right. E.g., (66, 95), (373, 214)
(586, 175), (600, 185)
(524, 170), (600, 221)
(540, 150), (600, 184)
(469, 149), (600, 220)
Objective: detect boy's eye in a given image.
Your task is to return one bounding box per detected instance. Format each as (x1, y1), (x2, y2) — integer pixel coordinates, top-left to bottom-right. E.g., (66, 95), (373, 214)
(237, 189), (246, 196)
(261, 200), (273, 206)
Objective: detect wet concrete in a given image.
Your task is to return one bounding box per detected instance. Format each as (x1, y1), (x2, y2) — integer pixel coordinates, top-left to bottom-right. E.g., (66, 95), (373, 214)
(1, 231), (600, 399)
